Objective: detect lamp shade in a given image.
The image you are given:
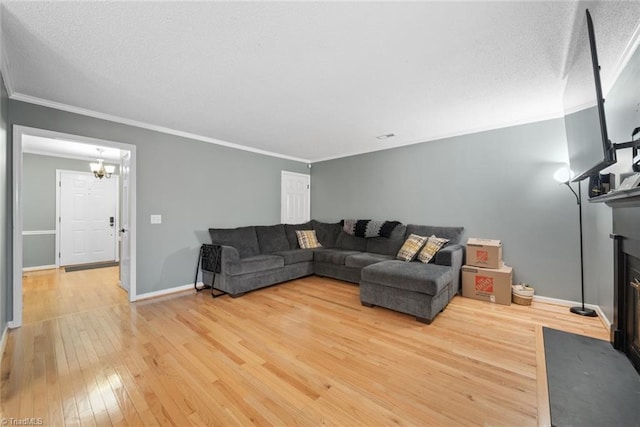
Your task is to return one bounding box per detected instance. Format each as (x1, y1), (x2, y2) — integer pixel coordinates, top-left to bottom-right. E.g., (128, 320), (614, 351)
(104, 165), (116, 174)
(553, 166), (574, 183)
(90, 162), (100, 173)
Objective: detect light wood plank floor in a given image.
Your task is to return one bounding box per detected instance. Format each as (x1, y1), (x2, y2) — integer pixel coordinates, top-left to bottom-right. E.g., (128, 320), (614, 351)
(22, 267), (127, 324)
(2, 271), (608, 426)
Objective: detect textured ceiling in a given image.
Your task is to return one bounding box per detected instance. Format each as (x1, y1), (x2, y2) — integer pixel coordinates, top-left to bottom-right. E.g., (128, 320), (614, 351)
(2, 1), (640, 162)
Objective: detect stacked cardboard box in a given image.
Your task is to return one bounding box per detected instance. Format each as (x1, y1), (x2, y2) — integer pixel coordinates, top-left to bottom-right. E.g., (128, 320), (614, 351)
(462, 238), (513, 305)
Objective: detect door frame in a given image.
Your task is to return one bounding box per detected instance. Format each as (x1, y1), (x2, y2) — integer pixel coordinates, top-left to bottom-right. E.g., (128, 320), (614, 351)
(11, 125), (138, 328)
(280, 170), (311, 224)
(55, 169), (120, 268)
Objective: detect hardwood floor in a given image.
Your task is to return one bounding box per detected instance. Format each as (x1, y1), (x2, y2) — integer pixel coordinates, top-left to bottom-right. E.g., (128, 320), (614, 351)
(22, 267), (127, 324)
(2, 272), (608, 426)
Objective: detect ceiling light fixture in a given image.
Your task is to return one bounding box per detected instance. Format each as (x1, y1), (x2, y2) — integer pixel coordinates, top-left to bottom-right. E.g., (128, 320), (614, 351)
(89, 148), (116, 179)
(376, 133), (396, 140)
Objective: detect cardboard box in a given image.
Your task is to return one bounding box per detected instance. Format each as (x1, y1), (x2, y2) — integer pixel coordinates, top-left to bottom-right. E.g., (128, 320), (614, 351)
(466, 238), (503, 269)
(462, 264), (513, 305)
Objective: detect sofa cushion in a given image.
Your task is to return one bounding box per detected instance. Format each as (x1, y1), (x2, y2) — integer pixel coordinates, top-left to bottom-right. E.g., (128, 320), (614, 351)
(417, 235), (450, 264)
(365, 224), (407, 255)
(313, 221), (342, 248)
(209, 226), (260, 258)
(345, 253), (394, 269)
(335, 231), (367, 251)
(397, 234), (428, 262)
(226, 255), (284, 276)
(296, 230), (322, 249)
(284, 222), (315, 249)
(314, 249), (361, 265)
(256, 224), (290, 253)
(361, 260), (453, 296)
(271, 249), (315, 265)
(405, 225), (464, 245)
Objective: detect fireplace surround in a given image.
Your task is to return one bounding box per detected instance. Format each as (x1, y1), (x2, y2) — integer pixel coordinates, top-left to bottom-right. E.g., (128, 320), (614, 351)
(611, 203), (640, 374)
(588, 185), (640, 373)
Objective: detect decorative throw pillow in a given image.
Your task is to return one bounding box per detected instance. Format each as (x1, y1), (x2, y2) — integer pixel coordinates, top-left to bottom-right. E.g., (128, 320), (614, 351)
(295, 230), (322, 249)
(417, 235), (450, 263)
(396, 234), (428, 262)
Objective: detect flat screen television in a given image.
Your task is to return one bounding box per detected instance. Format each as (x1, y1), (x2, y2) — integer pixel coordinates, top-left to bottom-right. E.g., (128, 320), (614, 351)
(563, 9), (616, 182)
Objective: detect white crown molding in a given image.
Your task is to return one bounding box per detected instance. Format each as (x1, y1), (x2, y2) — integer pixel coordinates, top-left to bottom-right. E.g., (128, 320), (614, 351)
(0, 43), (16, 97)
(23, 146), (121, 163)
(10, 92), (311, 164)
(604, 16), (640, 97)
(310, 110), (565, 163)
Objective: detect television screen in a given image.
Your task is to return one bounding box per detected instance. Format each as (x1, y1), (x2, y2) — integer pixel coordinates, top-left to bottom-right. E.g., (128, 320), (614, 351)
(563, 9), (616, 182)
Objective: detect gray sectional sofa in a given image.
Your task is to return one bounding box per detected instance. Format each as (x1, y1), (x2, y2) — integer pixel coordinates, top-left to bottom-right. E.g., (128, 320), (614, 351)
(207, 220), (464, 323)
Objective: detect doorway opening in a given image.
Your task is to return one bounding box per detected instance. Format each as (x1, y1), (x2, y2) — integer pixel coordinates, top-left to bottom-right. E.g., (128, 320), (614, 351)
(11, 125), (137, 328)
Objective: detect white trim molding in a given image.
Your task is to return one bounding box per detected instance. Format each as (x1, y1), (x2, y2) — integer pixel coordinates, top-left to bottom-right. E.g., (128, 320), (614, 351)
(10, 92), (310, 164)
(136, 283), (196, 301)
(22, 265), (57, 272)
(13, 125), (139, 328)
(606, 17), (640, 97)
(533, 295), (611, 331)
(22, 229), (55, 236)
(0, 325), (8, 368)
(24, 147), (107, 163)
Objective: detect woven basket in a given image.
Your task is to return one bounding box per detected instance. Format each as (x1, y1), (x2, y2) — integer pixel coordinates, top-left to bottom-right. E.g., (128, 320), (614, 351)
(512, 284), (534, 306)
(512, 293), (533, 306)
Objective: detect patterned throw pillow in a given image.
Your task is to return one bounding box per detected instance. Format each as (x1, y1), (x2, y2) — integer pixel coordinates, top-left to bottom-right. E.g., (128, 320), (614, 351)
(417, 235), (450, 263)
(396, 234), (428, 262)
(295, 230), (322, 249)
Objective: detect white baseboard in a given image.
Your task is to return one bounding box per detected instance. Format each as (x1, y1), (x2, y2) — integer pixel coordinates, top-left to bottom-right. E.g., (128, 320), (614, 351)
(135, 282), (200, 301)
(22, 264), (57, 272)
(533, 295), (612, 331)
(0, 324), (8, 368)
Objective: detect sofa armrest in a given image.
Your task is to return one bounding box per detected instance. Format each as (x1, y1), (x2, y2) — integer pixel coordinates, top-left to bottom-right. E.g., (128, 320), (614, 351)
(434, 244), (463, 267)
(435, 244), (464, 295)
(218, 244), (240, 273)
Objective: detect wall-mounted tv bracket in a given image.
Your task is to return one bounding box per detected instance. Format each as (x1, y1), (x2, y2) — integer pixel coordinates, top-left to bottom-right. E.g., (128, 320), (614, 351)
(610, 126), (640, 172)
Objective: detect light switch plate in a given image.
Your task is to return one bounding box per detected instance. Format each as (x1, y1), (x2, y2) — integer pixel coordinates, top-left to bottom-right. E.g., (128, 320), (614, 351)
(150, 214), (162, 224)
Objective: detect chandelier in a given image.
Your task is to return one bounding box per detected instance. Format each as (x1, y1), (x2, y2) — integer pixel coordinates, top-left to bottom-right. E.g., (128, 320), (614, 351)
(89, 149), (116, 179)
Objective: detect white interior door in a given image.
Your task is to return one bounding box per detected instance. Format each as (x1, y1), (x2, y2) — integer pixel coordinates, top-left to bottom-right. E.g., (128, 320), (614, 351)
(119, 152), (131, 292)
(281, 171), (310, 224)
(59, 171), (118, 266)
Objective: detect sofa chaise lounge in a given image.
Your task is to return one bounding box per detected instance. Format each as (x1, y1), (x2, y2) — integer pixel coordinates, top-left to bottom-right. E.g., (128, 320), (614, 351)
(207, 220), (464, 323)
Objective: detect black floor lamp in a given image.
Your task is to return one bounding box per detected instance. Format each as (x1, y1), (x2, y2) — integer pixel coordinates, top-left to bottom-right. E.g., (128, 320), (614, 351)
(554, 167), (597, 317)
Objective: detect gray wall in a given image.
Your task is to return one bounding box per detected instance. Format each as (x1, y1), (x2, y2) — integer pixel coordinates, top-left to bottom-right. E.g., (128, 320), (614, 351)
(22, 153), (107, 267)
(1, 73), (8, 334)
(8, 100), (308, 299)
(581, 43), (640, 323)
(312, 118), (584, 301)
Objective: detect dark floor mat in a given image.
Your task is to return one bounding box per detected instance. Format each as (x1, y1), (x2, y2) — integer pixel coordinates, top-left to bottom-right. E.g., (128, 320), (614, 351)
(543, 327), (640, 427)
(65, 261), (119, 272)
